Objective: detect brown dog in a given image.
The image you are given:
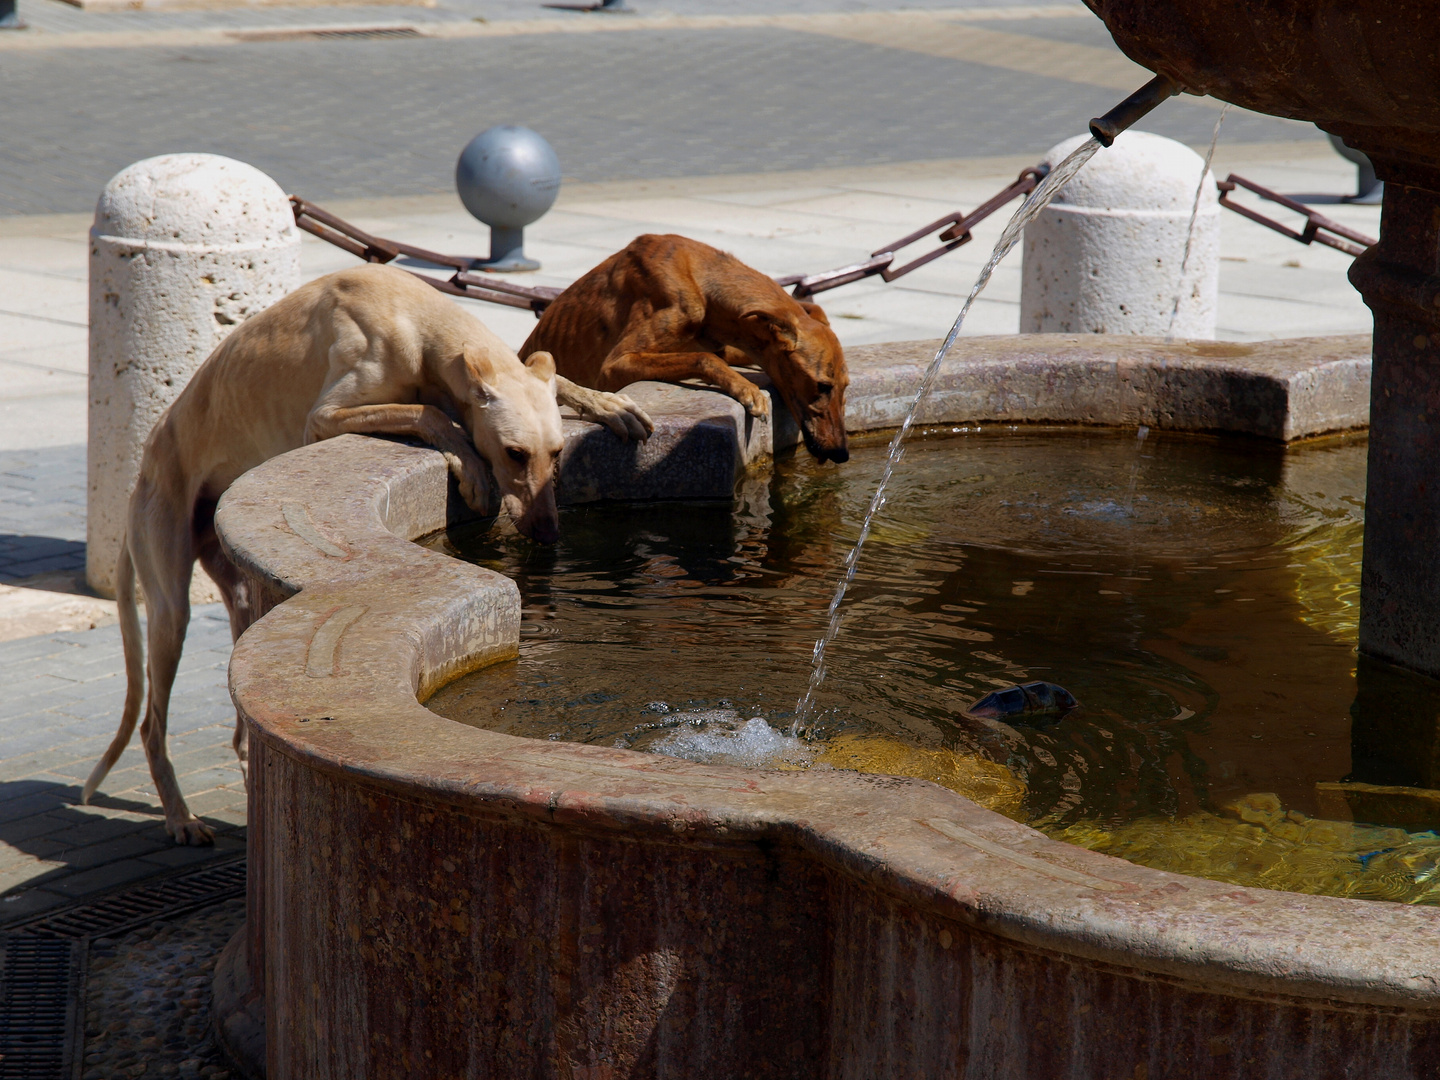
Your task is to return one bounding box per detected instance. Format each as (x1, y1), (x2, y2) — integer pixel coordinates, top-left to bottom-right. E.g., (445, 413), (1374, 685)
(81, 264), (651, 843)
(523, 234), (850, 463)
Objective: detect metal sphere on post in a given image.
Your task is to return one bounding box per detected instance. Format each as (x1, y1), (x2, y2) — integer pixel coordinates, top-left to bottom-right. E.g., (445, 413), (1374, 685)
(88, 154), (300, 597)
(455, 126), (561, 272)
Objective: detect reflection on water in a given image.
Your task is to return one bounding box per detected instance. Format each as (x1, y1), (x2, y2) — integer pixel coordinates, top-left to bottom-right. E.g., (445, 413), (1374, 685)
(424, 429), (1440, 904)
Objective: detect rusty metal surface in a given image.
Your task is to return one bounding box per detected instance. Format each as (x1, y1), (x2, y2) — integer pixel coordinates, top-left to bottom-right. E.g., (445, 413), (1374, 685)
(1218, 174), (1376, 258)
(1081, 0), (1440, 170)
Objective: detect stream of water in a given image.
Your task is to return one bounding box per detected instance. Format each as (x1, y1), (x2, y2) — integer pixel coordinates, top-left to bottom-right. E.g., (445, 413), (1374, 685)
(1164, 104), (1230, 343)
(794, 136), (1104, 730)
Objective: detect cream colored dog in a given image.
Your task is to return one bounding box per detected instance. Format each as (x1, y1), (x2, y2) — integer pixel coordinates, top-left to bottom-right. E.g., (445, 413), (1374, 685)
(81, 264), (652, 844)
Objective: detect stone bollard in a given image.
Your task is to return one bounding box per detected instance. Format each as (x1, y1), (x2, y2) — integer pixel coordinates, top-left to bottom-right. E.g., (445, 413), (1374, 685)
(88, 154), (300, 597)
(1020, 130), (1219, 338)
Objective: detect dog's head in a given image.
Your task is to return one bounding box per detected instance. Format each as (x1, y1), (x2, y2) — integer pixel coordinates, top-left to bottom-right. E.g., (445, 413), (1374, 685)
(462, 348), (565, 544)
(742, 302), (850, 463)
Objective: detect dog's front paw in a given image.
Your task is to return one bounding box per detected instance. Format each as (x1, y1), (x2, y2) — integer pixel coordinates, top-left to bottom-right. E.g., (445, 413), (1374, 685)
(167, 816), (215, 846)
(737, 383), (771, 418)
(450, 453), (493, 513)
(591, 392), (655, 442)
(573, 391), (659, 440)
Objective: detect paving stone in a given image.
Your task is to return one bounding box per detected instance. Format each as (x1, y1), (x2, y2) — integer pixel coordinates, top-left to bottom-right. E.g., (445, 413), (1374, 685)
(0, 884), (68, 922)
(0, 748), (95, 782)
(52, 831), (169, 870)
(0, 789), (75, 823)
(183, 789), (247, 818)
(0, 22), (1310, 218)
(138, 836), (245, 870)
(44, 814), (160, 850)
(45, 855), (175, 898)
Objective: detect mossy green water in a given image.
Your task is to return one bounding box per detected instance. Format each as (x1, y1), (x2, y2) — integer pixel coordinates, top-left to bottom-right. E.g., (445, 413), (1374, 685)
(426, 430), (1440, 904)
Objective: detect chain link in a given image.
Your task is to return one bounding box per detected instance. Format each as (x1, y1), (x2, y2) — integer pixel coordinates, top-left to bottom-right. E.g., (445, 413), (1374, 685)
(292, 165), (1379, 321)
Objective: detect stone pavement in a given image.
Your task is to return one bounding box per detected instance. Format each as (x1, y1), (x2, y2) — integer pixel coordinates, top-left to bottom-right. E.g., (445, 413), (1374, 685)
(0, 0), (1382, 919)
(0, 444), (85, 584)
(0, 4), (1314, 216)
(0, 607), (245, 924)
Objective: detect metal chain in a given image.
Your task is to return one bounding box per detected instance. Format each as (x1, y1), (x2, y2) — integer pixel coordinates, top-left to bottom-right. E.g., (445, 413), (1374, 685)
(289, 197), (562, 313)
(291, 166), (1378, 321)
(776, 165), (1050, 299)
(290, 167), (1053, 315)
(1216, 174), (1376, 257)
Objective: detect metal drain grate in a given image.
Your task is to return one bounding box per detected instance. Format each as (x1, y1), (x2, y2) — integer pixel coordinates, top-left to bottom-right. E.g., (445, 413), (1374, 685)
(229, 25), (424, 42)
(0, 858), (246, 1080)
(11, 857), (246, 941)
(0, 936), (85, 1080)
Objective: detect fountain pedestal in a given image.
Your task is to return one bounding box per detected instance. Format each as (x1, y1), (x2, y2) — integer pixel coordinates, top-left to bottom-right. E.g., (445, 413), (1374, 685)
(1082, 0), (1440, 686)
(1351, 176), (1440, 677)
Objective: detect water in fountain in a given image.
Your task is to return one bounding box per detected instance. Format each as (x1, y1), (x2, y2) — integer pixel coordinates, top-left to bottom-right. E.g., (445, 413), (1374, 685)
(1164, 104), (1230, 343)
(793, 135), (1104, 731)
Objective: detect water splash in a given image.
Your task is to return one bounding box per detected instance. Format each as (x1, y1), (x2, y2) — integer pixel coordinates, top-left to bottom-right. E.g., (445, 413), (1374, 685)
(652, 712), (815, 768)
(793, 136), (1105, 731)
(1164, 104), (1230, 343)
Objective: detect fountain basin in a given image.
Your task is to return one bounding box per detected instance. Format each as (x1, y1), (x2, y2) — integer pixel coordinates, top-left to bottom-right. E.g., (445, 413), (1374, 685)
(213, 335), (1440, 1080)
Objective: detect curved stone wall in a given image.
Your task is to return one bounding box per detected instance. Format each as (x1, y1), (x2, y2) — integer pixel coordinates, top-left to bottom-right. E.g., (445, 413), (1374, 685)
(213, 335), (1434, 1080)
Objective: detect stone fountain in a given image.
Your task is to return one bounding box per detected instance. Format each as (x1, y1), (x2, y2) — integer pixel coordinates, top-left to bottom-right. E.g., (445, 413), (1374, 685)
(208, 7), (1440, 1078)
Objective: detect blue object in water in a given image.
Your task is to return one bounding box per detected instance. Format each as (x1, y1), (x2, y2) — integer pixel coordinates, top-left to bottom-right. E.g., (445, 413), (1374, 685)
(968, 681), (1080, 727)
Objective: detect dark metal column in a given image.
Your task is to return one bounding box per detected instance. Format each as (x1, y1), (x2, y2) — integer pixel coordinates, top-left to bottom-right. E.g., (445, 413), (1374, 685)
(1350, 170), (1440, 677)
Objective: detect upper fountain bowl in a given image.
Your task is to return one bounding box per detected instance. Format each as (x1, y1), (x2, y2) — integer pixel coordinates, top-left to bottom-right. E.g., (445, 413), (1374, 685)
(1083, 0), (1440, 173)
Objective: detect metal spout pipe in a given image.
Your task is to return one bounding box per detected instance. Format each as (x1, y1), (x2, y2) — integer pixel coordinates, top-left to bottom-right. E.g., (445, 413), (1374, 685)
(1089, 74), (1181, 146)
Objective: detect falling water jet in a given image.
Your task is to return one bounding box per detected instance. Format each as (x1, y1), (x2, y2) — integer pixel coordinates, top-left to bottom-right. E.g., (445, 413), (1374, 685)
(1165, 103), (1231, 343)
(793, 138), (1100, 730)
(794, 76), (1184, 733)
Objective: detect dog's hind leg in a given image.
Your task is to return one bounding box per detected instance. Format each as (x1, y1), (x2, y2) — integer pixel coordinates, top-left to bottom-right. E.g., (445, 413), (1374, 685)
(81, 536), (145, 805)
(129, 479), (214, 846)
(195, 503), (256, 789)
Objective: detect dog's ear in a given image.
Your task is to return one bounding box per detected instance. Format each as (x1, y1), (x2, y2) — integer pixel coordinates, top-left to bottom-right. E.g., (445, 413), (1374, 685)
(741, 310), (798, 349)
(798, 300), (831, 327)
(462, 345), (497, 408)
(524, 351), (556, 382)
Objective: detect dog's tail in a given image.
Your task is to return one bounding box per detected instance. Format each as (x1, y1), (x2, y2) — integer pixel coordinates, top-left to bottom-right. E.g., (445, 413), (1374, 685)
(81, 536), (145, 805)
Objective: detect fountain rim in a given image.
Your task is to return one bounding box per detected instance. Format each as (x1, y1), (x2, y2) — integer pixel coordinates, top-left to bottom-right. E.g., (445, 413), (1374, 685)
(216, 343), (1440, 1015)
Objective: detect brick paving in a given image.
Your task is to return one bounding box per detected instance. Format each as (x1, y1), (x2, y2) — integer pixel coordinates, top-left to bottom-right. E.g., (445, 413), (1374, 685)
(0, 439), (243, 921)
(0, 600), (244, 923)
(0, 13), (1312, 216)
(0, 444), (86, 584)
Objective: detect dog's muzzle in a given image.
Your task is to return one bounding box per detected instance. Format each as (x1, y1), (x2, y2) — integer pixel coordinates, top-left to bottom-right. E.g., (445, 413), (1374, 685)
(506, 491), (561, 545)
(802, 419), (850, 464)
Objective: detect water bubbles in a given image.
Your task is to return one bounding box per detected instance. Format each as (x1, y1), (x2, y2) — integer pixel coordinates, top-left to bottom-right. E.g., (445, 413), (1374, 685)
(651, 712), (816, 769)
